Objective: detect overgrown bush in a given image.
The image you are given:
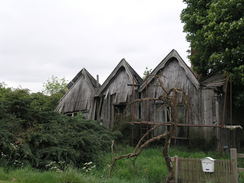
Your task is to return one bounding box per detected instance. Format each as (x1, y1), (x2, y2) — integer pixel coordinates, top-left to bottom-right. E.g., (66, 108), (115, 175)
(0, 85), (116, 170)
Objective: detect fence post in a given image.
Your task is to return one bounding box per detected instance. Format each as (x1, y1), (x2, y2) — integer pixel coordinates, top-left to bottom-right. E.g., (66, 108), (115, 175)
(174, 156), (178, 183)
(230, 148), (238, 183)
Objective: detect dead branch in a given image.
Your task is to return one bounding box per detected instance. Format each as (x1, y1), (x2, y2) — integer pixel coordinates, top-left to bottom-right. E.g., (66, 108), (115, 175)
(111, 140), (115, 154)
(163, 123), (176, 183)
(134, 125), (160, 152)
(110, 75), (190, 183)
(109, 130), (168, 177)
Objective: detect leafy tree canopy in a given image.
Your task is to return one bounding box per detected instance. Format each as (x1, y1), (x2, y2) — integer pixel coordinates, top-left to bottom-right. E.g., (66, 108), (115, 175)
(42, 75), (67, 96)
(181, 0), (244, 108)
(42, 76), (68, 110)
(181, 0), (243, 80)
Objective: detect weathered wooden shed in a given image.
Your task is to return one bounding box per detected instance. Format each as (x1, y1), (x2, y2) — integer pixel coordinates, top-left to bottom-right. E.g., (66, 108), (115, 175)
(200, 73), (226, 125)
(56, 49), (235, 148)
(200, 73), (238, 149)
(56, 68), (100, 119)
(199, 74), (226, 140)
(138, 49), (200, 139)
(138, 49), (229, 143)
(95, 59), (142, 129)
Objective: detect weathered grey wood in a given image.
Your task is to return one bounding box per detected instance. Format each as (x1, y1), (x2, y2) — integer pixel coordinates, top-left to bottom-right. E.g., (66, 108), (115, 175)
(174, 157), (233, 183)
(174, 156), (179, 183)
(56, 50), (230, 147)
(138, 50), (227, 144)
(230, 148), (238, 183)
(95, 59), (142, 128)
(238, 168), (244, 172)
(139, 57), (200, 138)
(56, 68), (100, 120)
(238, 153), (244, 158)
(139, 49), (200, 92)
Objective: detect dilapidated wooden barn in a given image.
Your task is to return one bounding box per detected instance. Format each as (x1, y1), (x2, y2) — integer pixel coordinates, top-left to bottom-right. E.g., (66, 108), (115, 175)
(94, 59), (142, 128)
(137, 49), (230, 143)
(56, 68), (100, 119)
(57, 50), (237, 148)
(200, 73), (239, 148)
(138, 50), (200, 139)
(137, 50), (240, 149)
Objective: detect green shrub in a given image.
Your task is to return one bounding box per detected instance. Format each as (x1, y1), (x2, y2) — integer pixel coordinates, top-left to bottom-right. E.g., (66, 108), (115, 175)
(0, 115), (116, 169)
(0, 86), (117, 170)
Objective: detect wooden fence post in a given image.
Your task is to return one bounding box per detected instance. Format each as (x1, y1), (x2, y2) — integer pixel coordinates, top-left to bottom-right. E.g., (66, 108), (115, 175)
(174, 156), (178, 183)
(230, 148), (238, 183)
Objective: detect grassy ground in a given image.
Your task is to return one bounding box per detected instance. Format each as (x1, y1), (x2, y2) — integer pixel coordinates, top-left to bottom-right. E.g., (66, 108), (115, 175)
(0, 146), (243, 183)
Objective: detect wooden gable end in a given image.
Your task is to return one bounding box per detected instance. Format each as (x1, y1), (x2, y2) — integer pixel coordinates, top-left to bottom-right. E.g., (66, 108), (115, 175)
(95, 59), (142, 128)
(56, 68), (99, 118)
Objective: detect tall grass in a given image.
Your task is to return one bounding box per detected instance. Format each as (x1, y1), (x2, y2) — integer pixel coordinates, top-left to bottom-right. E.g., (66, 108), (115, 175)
(0, 146), (243, 183)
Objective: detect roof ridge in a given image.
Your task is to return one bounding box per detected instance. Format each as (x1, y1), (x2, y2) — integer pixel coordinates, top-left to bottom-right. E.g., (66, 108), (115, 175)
(67, 68), (99, 89)
(139, 49), (199, 91)
(96, 58), (142, 96)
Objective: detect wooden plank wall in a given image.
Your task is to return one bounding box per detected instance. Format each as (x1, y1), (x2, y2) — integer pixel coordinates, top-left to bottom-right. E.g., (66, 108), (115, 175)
(96, 67), (138, 128)
(140, 59), (201, 138)
(139, 59), (228, 142)
(56, 73), (96, 119)
(141, 59), (200, 124)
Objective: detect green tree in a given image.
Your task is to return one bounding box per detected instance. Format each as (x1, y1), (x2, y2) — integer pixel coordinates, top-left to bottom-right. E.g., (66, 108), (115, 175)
(143, 67), (152, 79)
(181, 0), (244, 108)
(42, 76), (68, 109)
(43, 76), (67, 96)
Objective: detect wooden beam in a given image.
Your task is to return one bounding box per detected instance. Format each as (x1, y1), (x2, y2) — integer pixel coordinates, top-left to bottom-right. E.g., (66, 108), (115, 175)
(128, 121), (240, 128)
(238, 168), (244, 172)
(238, 153), (244, 158)
(172, 136), (188, 140)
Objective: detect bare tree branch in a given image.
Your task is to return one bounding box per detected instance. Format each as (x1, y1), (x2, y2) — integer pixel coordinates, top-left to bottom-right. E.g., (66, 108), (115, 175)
(110, 75), (189, 183)
(109, 131), (168, 177)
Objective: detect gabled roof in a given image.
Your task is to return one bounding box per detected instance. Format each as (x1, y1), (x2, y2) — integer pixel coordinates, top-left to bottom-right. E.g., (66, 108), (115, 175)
(96, 58), (143, 96)
(67, 68), (99, 89)
(139, 49), (200, 92)
(56, 68), (100, 113)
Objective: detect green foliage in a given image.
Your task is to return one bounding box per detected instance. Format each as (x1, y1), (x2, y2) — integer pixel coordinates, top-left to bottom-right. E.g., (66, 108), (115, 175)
(42, 76), (68, 109)
(0, 147), (236, 183)
(42, 76), (67, 96)
(0, 85), (116, 170)
(181, 0), (244, 109)
(142, 67), (152, 80)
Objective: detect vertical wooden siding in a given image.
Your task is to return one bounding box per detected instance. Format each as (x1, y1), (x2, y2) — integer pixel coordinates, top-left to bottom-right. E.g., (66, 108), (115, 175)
(97, 67), (138, 128)
(140, 59), (200, 124)
(174, 157), (235, 183)
(140, 59), (201, 138)
(56, 72), (96, 119)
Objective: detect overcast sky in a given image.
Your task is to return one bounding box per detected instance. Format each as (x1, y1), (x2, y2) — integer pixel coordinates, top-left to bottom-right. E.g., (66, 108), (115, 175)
(0, 0), (190, 92)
